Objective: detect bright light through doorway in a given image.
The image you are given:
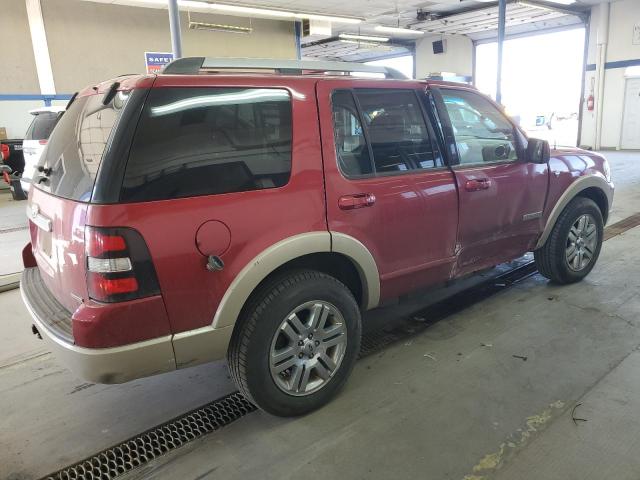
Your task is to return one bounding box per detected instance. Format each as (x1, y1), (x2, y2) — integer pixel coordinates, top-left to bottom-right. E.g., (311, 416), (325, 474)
(366, 55), (414, 79)
(475, 28), (585, 147)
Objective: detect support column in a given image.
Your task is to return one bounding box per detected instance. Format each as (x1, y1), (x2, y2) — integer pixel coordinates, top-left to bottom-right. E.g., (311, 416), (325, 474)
(25, 0), (56, 96)
(168, 0), (183, 59)
(594, 2), (609, 150)
(294, 21), (302, 60)
(496, 0), (507, 104)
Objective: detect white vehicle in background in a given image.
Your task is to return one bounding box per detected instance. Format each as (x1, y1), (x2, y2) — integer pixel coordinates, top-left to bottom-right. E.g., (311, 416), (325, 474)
(21, 106), (65, 193)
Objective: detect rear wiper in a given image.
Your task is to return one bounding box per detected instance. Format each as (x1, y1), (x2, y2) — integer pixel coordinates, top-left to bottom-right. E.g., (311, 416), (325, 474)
(36, 165), (52, 184)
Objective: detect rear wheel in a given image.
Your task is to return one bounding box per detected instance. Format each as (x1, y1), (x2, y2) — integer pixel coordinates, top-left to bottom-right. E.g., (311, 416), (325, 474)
(535, 197), (603, 284)
(227, 270), (361, 416)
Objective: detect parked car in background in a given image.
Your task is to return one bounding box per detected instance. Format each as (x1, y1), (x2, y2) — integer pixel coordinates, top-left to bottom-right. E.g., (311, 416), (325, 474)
(1, 138), (28, 200)
(21, 106), (65, 194)
(20, 59), (613, 417)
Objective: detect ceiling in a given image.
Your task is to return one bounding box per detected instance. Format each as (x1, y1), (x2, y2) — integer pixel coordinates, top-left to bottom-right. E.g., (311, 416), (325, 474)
(83, 0), (613, 61)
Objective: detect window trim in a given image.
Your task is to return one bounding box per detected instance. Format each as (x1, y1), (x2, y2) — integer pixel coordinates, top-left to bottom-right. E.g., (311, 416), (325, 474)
(330, 87), (446, 181)
(431, 86), (526, 169)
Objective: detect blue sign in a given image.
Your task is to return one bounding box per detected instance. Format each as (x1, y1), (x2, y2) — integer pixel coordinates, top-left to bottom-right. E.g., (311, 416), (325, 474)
(145, 52), (174, 73)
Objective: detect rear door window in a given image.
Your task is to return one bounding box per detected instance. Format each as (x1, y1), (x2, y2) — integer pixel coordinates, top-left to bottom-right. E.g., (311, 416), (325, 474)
(25, 112), (62, 140)
(354, 89), (442, 173)
(120, 87), (292, 202)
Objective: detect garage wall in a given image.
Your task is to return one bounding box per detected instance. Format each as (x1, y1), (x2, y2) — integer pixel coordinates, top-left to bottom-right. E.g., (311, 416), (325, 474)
(415, 34), (473, 79)
(0, 0), (42, 138)
(42, 0), (297, 93)
(580, 0), (640, 149)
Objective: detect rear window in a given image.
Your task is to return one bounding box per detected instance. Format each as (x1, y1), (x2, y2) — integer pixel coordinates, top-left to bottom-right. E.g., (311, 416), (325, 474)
(34, 91), (131, 201)
(25, 111), (62, 140)
(120, 87), (292, 202)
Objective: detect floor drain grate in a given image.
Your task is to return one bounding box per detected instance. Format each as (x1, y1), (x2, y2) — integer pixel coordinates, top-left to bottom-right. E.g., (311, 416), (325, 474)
(603, 213), (640, 241)
(43, 392), (256, 480)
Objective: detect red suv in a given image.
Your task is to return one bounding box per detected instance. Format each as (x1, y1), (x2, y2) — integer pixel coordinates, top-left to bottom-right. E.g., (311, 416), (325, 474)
(21, 58), (613, 416)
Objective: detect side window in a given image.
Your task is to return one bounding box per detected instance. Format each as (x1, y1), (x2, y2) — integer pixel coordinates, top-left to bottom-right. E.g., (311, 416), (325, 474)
(440, 89), (518, 166)
(331, 90), (373, 177)
(354, 89), (442, 172)
(121, 87), (292, 202)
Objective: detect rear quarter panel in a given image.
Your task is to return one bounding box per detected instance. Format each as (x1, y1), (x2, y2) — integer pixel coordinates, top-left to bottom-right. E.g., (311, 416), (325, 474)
(87, 77), (326, 335)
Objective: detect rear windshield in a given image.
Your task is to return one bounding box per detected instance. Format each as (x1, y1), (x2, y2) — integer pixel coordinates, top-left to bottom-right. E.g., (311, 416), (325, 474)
(120, 87), (292, 202)
(34, 91), (131, 201)
(25, 112), (62, 140)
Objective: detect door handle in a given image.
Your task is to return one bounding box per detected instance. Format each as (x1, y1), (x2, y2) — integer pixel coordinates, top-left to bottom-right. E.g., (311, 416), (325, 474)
(465, 179), (491, 192)
(338, 193), (376, 210)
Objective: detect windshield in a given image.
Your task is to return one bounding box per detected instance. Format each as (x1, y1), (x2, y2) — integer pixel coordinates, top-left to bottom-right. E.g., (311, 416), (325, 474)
(34, 91), (131, 201)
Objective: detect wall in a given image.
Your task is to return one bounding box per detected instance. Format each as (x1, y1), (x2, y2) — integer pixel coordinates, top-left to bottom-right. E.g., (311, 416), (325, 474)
(42, 0), (297, 93)
(0, 0), (42, 138)
(580, 0), (640, 149)
(414, 34), (473, 79)
(0, 0), (296, 139)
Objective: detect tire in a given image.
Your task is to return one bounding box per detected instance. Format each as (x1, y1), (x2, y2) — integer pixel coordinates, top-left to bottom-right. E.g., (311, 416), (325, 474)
(227, 269), (362, 417)
(534, 197), (604, 284)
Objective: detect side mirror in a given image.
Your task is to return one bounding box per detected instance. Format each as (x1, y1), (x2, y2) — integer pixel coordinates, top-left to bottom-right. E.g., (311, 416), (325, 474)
(526, 138), (550, 164)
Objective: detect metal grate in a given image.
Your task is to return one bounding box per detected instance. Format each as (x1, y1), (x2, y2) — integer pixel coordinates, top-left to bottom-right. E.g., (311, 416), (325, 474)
(43, 392), (255, 480)
(603, 213), (640, 241)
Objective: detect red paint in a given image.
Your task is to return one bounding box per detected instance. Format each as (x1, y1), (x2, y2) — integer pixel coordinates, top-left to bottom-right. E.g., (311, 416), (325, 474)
(72, 295), (171, 348)
(24, 73), (611, 351)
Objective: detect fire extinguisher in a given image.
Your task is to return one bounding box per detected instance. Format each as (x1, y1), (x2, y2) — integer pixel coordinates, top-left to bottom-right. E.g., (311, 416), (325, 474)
(587, 94), (595, 111)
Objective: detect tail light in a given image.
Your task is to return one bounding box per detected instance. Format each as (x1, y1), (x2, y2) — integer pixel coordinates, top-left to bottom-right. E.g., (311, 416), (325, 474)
(85, 226), (160, 303)
(39, 140), (48, 145)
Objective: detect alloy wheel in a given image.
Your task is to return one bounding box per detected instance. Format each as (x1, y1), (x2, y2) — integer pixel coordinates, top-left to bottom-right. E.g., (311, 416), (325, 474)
(269, 300), (347, 396)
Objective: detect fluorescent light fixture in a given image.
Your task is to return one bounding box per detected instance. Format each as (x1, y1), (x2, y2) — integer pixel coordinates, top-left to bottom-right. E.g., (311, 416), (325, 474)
(339, 33), (389, 42)
(339, 40), (389, 48)
(174, 0), (362, 24)
(189, 21), (252, 33)
(374, 25), (424, 35)
(518, 0), (574, 9)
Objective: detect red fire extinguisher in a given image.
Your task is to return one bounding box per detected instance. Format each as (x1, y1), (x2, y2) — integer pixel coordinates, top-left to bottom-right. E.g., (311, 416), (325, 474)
(587, 94), (595, 111)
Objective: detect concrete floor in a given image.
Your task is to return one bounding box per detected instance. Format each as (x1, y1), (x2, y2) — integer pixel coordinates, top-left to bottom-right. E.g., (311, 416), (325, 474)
(1, 151), (639, 480)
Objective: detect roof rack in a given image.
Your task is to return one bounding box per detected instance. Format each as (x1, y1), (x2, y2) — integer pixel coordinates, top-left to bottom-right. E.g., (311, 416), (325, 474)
(162, 57), (407, 79)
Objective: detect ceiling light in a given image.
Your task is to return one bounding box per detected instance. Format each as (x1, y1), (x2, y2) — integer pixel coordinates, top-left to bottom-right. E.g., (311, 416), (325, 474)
(339, 33), (389, 42)
(179, 1), (362, 24)
(374, 25), (425, 35)
(189, 21), (252, 33)
(518, 0), (574, 9)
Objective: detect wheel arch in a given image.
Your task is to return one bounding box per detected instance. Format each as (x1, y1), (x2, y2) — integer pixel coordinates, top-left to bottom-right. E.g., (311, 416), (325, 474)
(536, 175), (613, 250)
(213, 232), (380, 330)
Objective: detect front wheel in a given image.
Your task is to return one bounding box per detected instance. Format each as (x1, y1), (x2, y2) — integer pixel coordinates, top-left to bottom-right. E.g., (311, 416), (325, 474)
(535, 197), (604, 284)
(227, 270), (361, 416)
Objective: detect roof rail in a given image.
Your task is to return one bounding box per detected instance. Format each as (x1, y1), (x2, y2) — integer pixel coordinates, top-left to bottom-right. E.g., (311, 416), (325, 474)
(162, 57), (407, 79)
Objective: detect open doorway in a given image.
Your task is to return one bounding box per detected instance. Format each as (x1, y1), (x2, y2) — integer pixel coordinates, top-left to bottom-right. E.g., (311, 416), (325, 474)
(366, 55), (415, 79)
(475, 27), (585, 147)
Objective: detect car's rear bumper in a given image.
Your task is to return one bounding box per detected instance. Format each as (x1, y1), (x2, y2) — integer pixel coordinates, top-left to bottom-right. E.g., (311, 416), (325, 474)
(20, 267), (176, 383)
